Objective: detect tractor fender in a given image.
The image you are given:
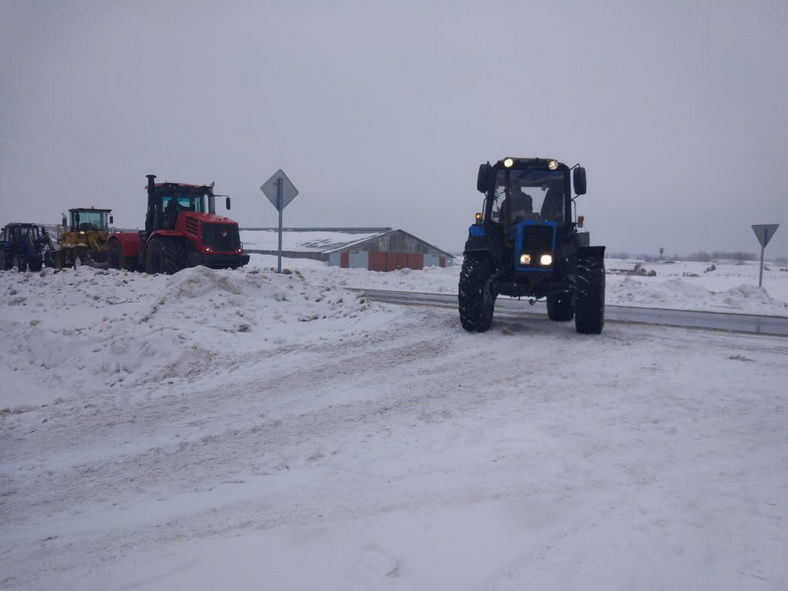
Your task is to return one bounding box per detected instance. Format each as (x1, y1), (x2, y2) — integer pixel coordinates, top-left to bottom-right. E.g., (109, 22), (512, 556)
(109, 232), (142, 257)
(463, 225), (490, 254)
(577, 245), (606, 261)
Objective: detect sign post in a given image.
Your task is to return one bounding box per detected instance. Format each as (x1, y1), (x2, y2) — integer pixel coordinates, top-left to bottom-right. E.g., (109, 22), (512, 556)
(261, 169), (298, 272)
(751, 224), (779, 287)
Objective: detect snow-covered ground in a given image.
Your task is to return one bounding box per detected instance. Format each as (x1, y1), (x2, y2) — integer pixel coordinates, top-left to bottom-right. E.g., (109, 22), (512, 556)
(1, 256), (787, 590)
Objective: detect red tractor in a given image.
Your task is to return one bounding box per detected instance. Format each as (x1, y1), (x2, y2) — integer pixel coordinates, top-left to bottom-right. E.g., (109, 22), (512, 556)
(107, 174), (249, 274)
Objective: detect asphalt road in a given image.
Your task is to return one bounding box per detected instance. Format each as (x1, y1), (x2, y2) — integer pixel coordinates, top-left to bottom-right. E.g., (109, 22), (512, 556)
(355, 289), (788, 338)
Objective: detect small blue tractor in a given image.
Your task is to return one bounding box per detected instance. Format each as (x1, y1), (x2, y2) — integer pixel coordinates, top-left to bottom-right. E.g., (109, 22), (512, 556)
(0, 223), (54, 272)
(459, 156), (606, 334)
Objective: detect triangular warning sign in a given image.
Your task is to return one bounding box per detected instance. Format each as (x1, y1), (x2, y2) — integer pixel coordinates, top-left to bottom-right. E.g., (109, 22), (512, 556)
(751, 224), (779, 247)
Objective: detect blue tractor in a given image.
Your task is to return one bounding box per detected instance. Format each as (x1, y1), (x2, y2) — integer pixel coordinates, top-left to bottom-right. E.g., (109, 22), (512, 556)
(459, 157), (606, 334)
(0, 223), (54, 272)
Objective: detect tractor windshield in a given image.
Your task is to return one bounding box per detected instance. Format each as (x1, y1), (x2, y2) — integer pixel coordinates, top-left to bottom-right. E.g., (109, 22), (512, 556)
(72, 210), (108, 231)
(161, 192), (206, 214)
(490, 168), (566, 224)
(157, 190), (207, 230)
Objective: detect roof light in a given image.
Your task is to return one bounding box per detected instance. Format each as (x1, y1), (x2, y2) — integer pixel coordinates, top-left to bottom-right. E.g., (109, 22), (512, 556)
(504, 158), (514, 168)
(540, 254), (553, 266)
(548, 160), (558, 170)
(520, 254), (532, 265)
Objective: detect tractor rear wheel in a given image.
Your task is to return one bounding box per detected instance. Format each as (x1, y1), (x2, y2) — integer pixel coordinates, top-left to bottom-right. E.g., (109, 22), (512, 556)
(0, 250), (12, 270)
(14, 254), (27, 272)
(107, 240), (134, 271)
(144, 238), (188, 275)
(575, 252), (605, 334)
(458, 255), (496, 332)
(547, 292), (574, 321)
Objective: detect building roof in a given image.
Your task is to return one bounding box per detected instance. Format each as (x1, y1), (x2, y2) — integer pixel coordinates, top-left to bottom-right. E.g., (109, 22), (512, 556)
(240, 227), (454, 259)
(241, 228), (392, 253)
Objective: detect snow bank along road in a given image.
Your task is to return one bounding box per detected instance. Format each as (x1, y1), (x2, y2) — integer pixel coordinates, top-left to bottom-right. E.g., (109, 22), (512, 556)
(356, 289), (788, 337)
(1, 263), (787, 590)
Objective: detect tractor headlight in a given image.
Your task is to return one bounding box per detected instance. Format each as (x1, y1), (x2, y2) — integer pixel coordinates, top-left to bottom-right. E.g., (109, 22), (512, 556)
(504, 158), (514, 168)
(540, 254), (553, 266)
(548, 160), (558, 170)
(520, 254), (531, 265)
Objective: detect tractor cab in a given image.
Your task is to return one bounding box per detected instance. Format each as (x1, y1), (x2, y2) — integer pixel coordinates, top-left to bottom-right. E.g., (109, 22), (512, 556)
(149, 184), (208, 231)
(488, 166), (569, 228)
(145, 176), (231, 233)
(478, 158), (585, 231)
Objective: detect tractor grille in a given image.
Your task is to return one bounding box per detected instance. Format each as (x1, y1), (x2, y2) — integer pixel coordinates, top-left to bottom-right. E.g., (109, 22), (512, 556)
(521, 224), (555, 252)
(185, 217), (199, 235)
(202, 223), (240, 251)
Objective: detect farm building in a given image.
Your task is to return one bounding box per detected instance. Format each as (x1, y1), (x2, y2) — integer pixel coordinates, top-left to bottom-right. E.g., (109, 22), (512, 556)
(241, 227), (454, 271)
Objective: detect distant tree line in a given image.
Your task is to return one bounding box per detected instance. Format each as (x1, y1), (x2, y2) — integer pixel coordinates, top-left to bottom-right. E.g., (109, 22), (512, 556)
(606, 250), (787, 264)
(684, 251), (757, 262)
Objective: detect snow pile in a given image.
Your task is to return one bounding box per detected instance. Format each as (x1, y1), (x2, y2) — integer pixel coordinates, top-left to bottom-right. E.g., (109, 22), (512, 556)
(0, 265), (381, 407)
(607, 275), (788, 314)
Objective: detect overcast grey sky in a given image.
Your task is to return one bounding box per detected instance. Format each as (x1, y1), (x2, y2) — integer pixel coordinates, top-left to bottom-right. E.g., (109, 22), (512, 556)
(2, 0), (787, 257)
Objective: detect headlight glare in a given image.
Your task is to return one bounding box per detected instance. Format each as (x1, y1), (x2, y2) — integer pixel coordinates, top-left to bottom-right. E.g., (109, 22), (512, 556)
(540, 254), (553, 266)
(520, 254), (531, 265)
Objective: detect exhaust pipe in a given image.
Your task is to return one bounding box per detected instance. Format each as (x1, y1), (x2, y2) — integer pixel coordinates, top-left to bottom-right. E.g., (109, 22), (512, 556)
(146, 174), (156, 195)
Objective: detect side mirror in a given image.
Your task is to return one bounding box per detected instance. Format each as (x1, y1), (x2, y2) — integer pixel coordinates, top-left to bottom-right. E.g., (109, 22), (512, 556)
(225, 197), (231, 210)
(477, 162), (492, 193)
(109, 215), (114, 224)
(61, 215), (67, 227)
(573, 167), (587, 196)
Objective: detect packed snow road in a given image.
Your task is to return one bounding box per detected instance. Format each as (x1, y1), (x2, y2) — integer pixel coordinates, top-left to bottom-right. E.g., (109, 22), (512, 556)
(356, 289), (788, 336)
(1, 261), (787, 590)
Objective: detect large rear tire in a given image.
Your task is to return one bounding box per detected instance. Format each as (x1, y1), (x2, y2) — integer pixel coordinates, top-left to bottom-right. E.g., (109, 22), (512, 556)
(107, 240), (134, 270)
(547, 293), (574, 321)
(14, 254), (27, 272)
(144, 237), (188, 275)
(458, 256), (496, 332)
(575, 252), (605, 334)
(0, 249), (12, 270)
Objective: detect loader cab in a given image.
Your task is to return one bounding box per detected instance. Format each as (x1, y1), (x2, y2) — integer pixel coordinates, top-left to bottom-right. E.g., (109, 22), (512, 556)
(68, 208), (112, 232)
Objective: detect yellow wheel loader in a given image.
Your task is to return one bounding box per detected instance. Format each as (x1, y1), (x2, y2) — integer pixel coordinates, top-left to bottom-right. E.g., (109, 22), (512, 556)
(53, 208), (114, 268)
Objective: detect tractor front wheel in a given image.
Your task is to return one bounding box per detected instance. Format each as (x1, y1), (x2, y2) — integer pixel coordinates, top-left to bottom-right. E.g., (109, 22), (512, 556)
(458, 255), (496, 332)
(144, 238), (188, 275)
(547, 292), (574, 321)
